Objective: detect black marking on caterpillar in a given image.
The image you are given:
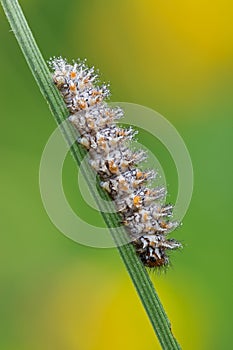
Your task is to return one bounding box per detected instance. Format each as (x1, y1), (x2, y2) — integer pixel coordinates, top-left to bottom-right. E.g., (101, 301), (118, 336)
(49, 57), (182, 268)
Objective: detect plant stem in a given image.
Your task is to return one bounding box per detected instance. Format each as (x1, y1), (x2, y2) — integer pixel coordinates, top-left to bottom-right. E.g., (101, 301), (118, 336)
(0, 0), (181, 348)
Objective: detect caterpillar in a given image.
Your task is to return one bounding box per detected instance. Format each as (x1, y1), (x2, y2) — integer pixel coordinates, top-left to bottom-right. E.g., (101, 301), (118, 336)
(49, 57), (182, 268)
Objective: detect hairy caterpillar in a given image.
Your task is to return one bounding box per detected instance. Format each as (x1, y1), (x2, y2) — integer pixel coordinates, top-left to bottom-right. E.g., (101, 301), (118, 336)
(49, 57), (182, 268)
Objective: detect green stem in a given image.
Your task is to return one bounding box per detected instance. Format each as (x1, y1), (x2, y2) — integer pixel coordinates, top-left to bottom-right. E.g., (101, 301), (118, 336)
(0, 0), (181, 349)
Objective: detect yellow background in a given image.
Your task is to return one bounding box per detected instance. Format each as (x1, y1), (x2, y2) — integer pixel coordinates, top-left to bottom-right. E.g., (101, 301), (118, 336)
(1, 1), (233, 349)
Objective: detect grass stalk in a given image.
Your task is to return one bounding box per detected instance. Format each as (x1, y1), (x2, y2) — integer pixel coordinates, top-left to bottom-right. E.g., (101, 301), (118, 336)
(0, 0), (181, 348)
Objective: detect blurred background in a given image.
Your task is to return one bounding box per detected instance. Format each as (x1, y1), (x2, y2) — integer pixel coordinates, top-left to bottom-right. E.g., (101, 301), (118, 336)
(0, 0), (233, 349)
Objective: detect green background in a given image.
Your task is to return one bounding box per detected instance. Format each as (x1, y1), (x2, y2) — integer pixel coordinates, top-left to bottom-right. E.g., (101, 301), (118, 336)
(0, 1), (232, 349)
